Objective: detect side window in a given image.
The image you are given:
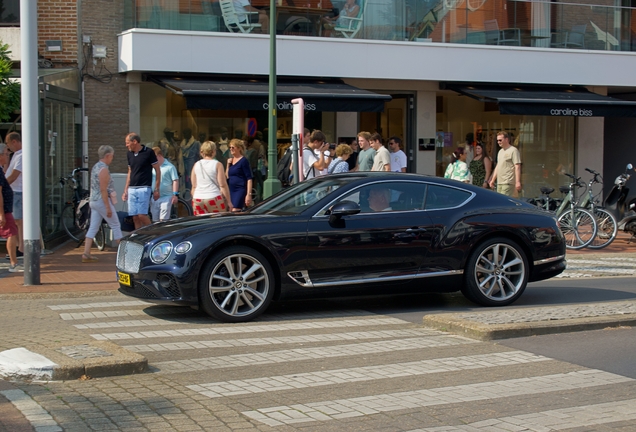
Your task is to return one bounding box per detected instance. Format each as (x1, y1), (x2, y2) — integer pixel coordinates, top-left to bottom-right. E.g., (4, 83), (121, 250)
(425, 185), (471, 210)
(337, 182), (427, 213)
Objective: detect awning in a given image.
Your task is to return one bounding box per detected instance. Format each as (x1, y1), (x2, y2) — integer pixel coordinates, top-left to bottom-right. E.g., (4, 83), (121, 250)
(148, 76), (392, 112)
(445, 84), (636, 117)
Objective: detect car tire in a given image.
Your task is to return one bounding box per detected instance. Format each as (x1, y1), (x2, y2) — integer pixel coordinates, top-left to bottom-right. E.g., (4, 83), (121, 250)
(199, 246), (275, 323)
(462, 237), (529, 306)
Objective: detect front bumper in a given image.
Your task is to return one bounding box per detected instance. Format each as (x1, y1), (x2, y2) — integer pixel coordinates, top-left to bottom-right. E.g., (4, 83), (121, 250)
(117, 270), (196, 306)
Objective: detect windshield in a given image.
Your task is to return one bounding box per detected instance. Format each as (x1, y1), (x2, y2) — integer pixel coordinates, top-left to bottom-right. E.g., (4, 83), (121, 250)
(250, 176), (362, 215)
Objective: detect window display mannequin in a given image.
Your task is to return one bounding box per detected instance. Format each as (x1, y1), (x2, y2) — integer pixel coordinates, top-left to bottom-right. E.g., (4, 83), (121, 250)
(180, 128), (201, 195)
(217, 127), (229, 155)
(159, 127), (181, 171)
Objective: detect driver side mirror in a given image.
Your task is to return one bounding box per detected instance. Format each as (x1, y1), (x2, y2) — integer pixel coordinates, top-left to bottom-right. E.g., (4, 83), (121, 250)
(628, 163), (634, 171)
(328, 200), (360, 224)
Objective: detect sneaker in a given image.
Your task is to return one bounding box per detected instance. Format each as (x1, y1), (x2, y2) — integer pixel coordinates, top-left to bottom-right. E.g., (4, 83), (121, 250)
(5, 250), (23, 260)
(9, 264), (24, 273)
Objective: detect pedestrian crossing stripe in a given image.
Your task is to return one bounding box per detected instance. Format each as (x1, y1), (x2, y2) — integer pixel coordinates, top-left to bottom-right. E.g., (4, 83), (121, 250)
(242, 370), (633, 426)
(155, 336), (478, 374)
(123, 328), (441, 352)
(408, 398), (636, 431)
(88, 316), (409, 340)
(188, 351), (550, 398)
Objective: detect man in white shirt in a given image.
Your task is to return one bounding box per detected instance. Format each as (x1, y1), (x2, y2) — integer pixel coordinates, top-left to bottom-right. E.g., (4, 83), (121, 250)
(302, 130), (329, 180)
(388, 136), (407, 172)
(370, 133), (390, 172)
(5, 132), (23, 257)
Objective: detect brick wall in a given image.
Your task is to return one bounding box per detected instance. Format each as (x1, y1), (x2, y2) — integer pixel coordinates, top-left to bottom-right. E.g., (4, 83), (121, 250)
(38, 0), (79, 66)
(37, 0), (129, 173)
(79, 0), (130, 174)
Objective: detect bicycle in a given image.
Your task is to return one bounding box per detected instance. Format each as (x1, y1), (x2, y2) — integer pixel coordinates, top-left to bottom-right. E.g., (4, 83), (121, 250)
(579, 168), (618, 249)
(533, 173), (598, 249)
(170, 197), (193, 219)
(59, 167), (106, 250)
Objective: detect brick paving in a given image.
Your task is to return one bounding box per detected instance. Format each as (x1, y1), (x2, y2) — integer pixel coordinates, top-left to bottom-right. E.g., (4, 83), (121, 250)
(0, 241), (118, 295)
(3, 297), (636, 431)
(0, 234), (635, 431)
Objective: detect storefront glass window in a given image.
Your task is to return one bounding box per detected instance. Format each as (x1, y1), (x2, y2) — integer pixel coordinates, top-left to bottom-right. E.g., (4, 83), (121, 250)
(436, 94), (575, 199)
(139, 84), (336, 198)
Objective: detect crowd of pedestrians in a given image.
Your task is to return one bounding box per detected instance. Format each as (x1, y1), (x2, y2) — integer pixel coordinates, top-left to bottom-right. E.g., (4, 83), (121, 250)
(1, 128), (523, 268)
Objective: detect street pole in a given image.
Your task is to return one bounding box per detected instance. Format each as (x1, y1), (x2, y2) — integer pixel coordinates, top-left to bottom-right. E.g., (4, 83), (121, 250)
(20, 0), (41, 284)
(263, 0), (282, 199)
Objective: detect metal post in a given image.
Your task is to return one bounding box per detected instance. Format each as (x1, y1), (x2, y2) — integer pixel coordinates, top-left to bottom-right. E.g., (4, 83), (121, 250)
(20, 0), (41, 284)
(263, 0), (282, 199)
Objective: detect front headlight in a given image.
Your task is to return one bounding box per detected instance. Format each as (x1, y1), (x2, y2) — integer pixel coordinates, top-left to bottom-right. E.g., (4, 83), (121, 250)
(150, 241), (173, 264)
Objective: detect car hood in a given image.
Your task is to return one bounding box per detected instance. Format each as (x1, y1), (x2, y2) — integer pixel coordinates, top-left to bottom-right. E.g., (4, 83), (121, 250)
(124, 212), (278, 243)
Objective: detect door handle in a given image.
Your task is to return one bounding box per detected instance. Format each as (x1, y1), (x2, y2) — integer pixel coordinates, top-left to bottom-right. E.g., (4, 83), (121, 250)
(405, 227), (427, 233)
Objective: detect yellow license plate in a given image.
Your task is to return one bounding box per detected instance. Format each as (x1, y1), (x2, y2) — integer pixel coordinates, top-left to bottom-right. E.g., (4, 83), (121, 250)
(118, 272), (131, 287)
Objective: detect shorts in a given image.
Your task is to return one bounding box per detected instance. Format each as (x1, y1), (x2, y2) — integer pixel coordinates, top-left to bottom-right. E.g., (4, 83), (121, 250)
(151, 195), (173, 221)
(192, 196), (226, 215)
(0, 212), (18, 238)
(127, 187), (152, 216)
(497, 184), (515, 197)
(12, 192), (22, 220)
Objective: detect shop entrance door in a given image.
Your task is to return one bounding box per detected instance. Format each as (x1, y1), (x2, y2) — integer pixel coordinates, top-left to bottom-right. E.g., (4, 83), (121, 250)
(360, 94), (415, 172)
(41, 98), (81, 242)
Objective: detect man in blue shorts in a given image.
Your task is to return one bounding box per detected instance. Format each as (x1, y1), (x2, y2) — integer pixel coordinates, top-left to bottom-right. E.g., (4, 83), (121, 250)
(122, 133), (161, 229)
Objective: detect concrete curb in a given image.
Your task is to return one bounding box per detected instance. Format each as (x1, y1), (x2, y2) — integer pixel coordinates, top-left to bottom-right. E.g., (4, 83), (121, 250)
(0, 342), (147, 382)
(423, 313), (636, 341)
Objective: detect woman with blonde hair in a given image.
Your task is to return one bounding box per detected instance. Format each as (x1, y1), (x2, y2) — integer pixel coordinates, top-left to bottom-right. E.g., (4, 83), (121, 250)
(191, 141), (231, 215)
(327, 144), (353, 174)
(226, 138), (253, 211)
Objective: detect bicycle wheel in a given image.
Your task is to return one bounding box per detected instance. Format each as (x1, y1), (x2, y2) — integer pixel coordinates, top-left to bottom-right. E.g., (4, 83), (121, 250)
(557, 208), (598, 250)
(61, 204), (86, 243)
(94, 224), (106, 251)
(588, 208), (618, 250)
(171, 198), (193, 219)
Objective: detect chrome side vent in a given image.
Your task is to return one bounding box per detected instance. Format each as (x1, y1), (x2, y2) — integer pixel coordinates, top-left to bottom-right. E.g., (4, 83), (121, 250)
(287, 271), (313, 288)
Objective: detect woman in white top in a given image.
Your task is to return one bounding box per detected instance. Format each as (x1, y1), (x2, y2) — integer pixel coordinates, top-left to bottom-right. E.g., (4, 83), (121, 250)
(191, 141), (231, 215)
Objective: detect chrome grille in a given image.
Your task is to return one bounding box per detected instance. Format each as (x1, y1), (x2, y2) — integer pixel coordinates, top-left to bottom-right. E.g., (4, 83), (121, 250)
(117, 240), (144, 274)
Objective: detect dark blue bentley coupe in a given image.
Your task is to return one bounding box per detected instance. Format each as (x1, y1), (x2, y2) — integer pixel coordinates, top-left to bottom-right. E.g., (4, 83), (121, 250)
(116, 172), (566, 322)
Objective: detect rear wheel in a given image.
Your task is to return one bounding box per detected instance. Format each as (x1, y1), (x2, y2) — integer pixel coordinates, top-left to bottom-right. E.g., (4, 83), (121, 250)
(588, 208), (617, 250)
(557, 208), (598, 250)
(61, 203), (85, 243)
(171, 198), (193, 219)
(462, 237), (529, 306)
(93, 224), (106, 251)
(199, 246), (275, 322)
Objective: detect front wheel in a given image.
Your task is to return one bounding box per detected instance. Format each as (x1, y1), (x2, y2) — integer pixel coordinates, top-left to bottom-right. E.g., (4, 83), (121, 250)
(588, 208), (617, 250)
(557, 208), (598, 250)
(462, 237), (529, 306)
(199, 246), (275, 322)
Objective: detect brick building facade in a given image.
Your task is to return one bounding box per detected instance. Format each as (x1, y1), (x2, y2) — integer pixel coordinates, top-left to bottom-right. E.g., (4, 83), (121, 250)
(37, 0), (129, 173)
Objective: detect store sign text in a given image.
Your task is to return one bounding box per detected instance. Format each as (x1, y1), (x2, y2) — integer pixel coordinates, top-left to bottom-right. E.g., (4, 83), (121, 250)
(263, 101), (317, 111)
(550, 107), (593, 117)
